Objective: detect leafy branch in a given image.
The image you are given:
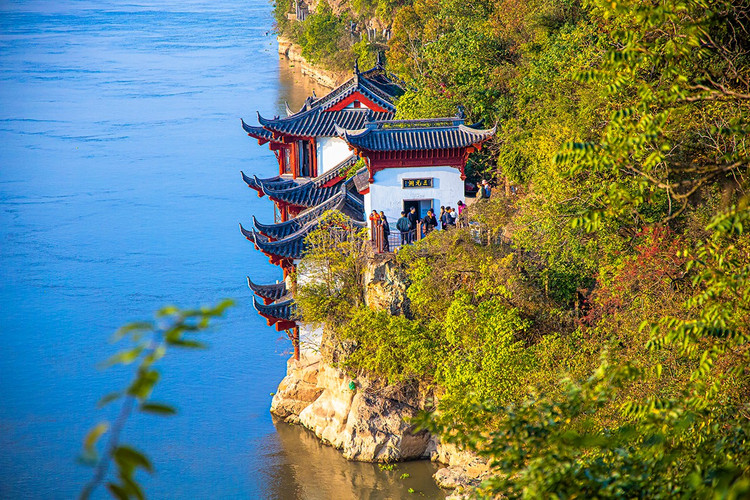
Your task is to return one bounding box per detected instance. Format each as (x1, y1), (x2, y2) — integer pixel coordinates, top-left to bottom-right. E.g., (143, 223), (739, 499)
(79, 299), (234, 500)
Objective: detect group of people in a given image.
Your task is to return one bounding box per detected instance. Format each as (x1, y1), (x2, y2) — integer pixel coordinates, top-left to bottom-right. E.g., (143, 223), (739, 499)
(369, 200), (468, 251)
(476, 179), (492, 200)
(369, 210), (392, 251)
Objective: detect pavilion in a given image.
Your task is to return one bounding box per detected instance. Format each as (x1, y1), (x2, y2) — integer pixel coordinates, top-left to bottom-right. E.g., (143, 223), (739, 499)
(239, 60), (494, 359)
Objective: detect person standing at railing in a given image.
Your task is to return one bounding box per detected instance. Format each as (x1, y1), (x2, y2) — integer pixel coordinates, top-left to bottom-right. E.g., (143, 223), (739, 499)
(448, 207), (457, 227)
(457, 200), (466, 228)
(369, 210), (380, 241)
(422, 209), (437, 235)
(407, 206), (418, 243)
(440, 207), (452, 230)
(379, 211), (390, 252)
(397, 211), (410, 246)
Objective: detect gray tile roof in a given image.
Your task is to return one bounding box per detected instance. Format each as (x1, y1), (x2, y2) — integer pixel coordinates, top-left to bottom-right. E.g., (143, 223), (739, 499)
(337, 118), (496, 152)
(241, 119), (274, 143)
(246, 277), (287, 302)
(240, 211), (366, 260)
(303, 65), (405, 113)
(251, 188), (365, 240)
(258, 109), (392, 138)
(259, 155), (358, 208)
(241, 171), (299, 193)
(251, 64), (404, 139)
(253, 295), (296, 322)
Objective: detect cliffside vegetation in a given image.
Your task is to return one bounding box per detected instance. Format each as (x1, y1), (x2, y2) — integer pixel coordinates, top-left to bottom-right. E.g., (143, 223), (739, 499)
(293, 0), (749, 497)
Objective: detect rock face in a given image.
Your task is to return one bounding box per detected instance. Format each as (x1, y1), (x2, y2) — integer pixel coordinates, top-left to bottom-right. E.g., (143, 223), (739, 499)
(270, 354), (324, 423)
(270, 256), (488, 490)
(364, 255), (409, 316)
(271, 351), (431, 462)
(277, 37), (347, 89)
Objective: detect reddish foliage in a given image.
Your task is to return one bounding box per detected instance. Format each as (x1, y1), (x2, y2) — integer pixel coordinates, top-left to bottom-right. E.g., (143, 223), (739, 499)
(582, 226), (688, 326)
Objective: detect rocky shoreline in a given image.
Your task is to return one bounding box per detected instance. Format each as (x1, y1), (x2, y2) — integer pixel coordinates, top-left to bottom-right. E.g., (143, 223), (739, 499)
(277, 37), (346, 89)
(270, 353), (490, 497)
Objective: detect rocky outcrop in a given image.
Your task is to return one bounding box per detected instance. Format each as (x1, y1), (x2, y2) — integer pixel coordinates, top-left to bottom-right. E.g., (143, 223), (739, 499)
(270, 256), (489, 490)
(271, 351), (431, 462)
(363, 256), (409, 316)
(270, 354), (324, 423)
(430, 439), (490, 493)
(277, 37), (347, 89)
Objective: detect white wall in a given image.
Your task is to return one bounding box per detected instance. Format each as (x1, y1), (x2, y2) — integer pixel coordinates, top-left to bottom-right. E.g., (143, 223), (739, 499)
(316, 137), (353, 174)
(299, 322), (323, 353)
(368, 166), (465, 227)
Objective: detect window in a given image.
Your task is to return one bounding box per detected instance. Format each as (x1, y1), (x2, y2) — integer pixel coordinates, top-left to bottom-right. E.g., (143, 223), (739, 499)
(298, 140), (312, 177)
(282, 147), (292, 174)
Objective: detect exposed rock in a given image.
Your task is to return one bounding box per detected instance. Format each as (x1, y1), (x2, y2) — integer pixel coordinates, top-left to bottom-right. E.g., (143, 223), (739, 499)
(270, 350), (432, 462)
(339, 391), (430, 461)
(364, 256), (409, 316)
(270, 353), (325, 421)
(277, 37), (347, 89)
(430, 439), (490, 491)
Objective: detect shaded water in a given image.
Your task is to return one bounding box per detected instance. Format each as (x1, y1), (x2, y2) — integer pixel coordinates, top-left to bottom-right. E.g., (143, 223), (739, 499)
(0, 1), (444, 498)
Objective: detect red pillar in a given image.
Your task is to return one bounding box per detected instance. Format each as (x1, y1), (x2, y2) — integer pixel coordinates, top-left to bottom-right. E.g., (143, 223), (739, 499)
(293, 327), (300, 361)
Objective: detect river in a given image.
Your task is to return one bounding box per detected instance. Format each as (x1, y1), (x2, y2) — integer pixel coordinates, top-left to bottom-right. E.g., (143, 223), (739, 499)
(0, 1), (444, 498)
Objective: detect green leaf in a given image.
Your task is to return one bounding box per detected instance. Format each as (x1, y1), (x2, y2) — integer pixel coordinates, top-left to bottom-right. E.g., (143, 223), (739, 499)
(107, 482), (129, 500)
(112, 322), (154, 342)
(127, 369), (160, 400)
(156, 305), (180, 317)
(166, 339), (207, 349)
(140, 402), (177, 416)
(113, 445), (153, 474)
(97, 392), (122, 408)
(83, 421), (109, 453)
(102, 346), (144, 368)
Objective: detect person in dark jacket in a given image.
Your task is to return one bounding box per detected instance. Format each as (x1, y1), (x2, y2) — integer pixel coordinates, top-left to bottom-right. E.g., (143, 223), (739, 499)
(379, 211), (390, 252)
(440, 207), (452, 229)
(396, 211), (410, 245)
(422, 209), (437, 235)
(407, 206), (418, 243)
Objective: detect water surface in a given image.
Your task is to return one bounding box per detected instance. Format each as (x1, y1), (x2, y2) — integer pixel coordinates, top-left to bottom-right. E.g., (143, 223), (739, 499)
(0, 1), (443, 498)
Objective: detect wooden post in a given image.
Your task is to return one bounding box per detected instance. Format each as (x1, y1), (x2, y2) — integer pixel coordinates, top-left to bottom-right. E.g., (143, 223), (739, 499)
(416, 221), (422, 241)
(293, 326), (300, 361)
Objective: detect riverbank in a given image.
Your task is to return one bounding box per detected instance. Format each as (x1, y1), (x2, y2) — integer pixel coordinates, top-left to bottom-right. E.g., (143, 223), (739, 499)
(277, 36), (346, 90)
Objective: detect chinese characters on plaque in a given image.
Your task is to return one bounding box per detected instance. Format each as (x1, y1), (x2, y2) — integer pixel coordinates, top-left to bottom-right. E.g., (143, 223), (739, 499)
(402, 178), (433, 188)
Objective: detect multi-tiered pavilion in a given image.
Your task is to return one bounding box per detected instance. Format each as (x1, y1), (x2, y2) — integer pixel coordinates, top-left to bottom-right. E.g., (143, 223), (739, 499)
(240, 60), (494, 358)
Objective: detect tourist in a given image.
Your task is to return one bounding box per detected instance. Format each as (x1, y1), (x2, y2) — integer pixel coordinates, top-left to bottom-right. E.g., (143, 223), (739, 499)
(457, 200), (465, 215)
(369, 210), (380, 241)
(379, 211), (390, 252)
(448, 207), (457, 226)
(396, 211), (410, 246)
(407, 206), (418, 243)
(439, 206), (446, 229)
(422, 209), (437, 235)
(482, 179), (492, 199)
(369, 210), (380, 224)
(476, 181), (486, 201)
(440, 206), (452, 230)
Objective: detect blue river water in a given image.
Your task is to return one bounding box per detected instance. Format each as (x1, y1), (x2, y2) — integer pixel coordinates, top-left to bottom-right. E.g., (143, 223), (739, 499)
(0, 1), (442, 498)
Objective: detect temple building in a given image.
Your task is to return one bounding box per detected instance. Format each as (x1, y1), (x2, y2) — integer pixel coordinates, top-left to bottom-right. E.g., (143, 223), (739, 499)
(239, 61), (494, 359)
(337, 116), (494, 222)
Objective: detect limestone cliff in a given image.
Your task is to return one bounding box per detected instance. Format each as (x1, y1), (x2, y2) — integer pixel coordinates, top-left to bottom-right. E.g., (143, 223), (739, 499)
(277, 37), (346, 89)
(270, 257), (489, 493)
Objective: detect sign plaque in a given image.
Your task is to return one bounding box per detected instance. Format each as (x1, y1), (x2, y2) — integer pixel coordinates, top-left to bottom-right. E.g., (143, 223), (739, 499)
(402, 178), (433, 188)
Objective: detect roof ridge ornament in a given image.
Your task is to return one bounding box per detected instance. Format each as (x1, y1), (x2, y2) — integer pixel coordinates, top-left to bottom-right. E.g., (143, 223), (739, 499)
(376, 52), (384, 69)
(456, 105), (466, 120)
